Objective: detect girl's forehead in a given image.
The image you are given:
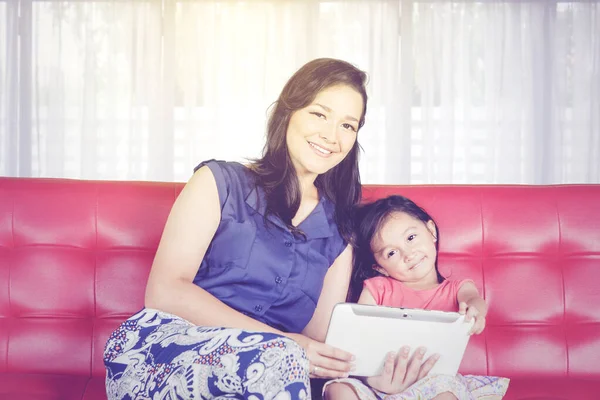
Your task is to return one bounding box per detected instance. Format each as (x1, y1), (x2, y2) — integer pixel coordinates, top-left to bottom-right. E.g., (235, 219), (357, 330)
(371, 212), (421, 247)
(381, 211), (421, 230)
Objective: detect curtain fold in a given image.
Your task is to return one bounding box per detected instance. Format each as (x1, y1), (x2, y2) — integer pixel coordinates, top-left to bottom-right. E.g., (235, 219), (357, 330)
(0, 0), (598, 184)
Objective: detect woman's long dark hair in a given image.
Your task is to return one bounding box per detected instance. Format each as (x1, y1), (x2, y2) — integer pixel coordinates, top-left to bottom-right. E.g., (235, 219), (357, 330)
(348, 195), (445, 302)
(251, 58), (368, 242)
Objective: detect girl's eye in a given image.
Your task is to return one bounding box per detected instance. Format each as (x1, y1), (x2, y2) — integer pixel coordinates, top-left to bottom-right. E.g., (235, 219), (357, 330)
(407, 234), (416, 241)
(342, 123), (357, 132)
(310, 112), (326, 119)
(387, 250), (397, 258)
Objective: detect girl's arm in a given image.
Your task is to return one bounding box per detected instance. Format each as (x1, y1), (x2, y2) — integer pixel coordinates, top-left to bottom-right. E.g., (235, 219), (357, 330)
(144, 166), (282, 334)
(357, 286), (377, 305)
(457, 281), (488, 334)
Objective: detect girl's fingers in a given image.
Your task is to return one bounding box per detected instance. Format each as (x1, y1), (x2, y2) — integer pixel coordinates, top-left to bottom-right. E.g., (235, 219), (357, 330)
(465, 305), (479, 322)
(368, 349), (406, 394)
(400, 346), (425, 387)
(470, 316), (486, 334)
(390, 346), (410, 385)
(418, 352), (440, 380)
(477, 317), (486, 334)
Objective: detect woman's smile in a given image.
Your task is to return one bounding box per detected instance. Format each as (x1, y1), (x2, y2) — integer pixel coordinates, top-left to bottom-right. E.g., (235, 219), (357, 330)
(308, 141), (334, 157)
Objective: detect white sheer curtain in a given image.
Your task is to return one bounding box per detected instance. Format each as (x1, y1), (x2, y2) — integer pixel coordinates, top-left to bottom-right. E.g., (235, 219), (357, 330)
(1, 0), (598, 184)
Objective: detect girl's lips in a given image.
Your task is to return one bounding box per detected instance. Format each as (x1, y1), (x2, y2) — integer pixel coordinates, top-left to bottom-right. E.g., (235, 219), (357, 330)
(409, 258), (424, 270)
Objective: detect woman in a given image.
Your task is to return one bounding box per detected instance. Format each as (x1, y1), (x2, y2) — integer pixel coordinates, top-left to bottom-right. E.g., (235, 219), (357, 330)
(103, 58), (435, 400)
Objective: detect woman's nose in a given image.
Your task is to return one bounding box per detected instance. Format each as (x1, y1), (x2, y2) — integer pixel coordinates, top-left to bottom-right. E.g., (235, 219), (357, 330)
(319, 123), (337, 144)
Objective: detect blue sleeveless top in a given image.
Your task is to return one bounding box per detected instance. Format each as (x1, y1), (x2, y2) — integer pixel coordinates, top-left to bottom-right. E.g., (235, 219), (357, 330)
(193, 160), (347, 333)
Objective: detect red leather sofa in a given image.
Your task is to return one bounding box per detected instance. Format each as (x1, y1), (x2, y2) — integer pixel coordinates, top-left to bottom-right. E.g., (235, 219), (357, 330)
(1, 177), (599, 399)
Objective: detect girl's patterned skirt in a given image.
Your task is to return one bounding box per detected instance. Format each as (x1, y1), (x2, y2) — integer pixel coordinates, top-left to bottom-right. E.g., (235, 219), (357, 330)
(103, 308), (310, 400)
(323, 374), (509, 400)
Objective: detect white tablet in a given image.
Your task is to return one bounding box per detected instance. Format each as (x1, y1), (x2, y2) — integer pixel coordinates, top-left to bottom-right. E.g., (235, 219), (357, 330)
(324, 303), (473, 377)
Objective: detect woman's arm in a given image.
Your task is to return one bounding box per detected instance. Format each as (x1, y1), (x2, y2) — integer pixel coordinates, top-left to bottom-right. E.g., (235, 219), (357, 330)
(144, 166), (354, 379)
(302, 244), (353, 342)
(280, 244), (355, 379)
(144, 166), (281, 334)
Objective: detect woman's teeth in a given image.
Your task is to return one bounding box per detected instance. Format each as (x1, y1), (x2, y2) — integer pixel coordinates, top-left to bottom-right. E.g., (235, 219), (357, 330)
(309, 142), (332, 155)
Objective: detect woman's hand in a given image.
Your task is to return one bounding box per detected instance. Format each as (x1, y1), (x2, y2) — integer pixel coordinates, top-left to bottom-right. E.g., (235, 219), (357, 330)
(459, 297), (487, 335)
(287, 333), (354, 379)
(366, 346), (438, 395)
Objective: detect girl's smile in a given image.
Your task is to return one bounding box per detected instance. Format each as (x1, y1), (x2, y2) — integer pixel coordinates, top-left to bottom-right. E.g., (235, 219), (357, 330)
(371, 211), (439, 290)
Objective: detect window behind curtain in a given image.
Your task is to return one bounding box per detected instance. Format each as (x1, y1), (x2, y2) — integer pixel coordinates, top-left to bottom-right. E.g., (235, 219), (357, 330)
(1, 0), (598, 184)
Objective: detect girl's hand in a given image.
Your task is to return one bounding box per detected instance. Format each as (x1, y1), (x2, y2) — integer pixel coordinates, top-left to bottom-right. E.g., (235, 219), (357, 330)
(459, 297), (487, 335)
(287, 333), (354, 379)
(366, 346), (439, 395)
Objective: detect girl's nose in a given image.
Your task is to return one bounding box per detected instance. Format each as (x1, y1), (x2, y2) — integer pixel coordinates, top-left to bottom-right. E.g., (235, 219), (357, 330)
(403, 248), (417, 263)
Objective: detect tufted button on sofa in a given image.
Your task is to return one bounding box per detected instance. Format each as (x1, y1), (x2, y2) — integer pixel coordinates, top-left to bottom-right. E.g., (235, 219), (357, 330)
(0, 177), (599, 399)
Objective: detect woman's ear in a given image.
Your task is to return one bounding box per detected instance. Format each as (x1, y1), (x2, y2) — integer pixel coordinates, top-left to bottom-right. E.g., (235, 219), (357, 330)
(426, 220), (437, 242)
(372, 264), (389, 276)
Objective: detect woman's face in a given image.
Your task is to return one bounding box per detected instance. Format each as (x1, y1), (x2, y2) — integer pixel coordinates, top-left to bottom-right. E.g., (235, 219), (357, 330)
(286, 84), (363, 179)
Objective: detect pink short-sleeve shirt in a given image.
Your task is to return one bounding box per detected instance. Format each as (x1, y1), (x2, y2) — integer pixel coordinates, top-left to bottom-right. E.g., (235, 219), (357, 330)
(364, 276), (474, 312)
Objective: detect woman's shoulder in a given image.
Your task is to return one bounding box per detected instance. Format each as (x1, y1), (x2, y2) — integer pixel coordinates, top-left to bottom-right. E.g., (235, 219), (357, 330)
(192, 159), (257, 207)
(194, 159), (256, 185)
(194, 159), (252, 177)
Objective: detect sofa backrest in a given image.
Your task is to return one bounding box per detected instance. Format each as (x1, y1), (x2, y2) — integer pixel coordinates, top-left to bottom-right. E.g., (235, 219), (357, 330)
(0, 177), (599, 380)
(0, 178), (182, 377)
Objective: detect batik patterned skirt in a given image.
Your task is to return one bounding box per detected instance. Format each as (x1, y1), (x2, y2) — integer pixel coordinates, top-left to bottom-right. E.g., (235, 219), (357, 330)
(103, 308), (310, 400)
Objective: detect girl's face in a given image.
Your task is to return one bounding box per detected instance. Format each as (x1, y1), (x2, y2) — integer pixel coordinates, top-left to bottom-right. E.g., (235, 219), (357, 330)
(286, 84), (362, 179)
(371, 211), (439, 289)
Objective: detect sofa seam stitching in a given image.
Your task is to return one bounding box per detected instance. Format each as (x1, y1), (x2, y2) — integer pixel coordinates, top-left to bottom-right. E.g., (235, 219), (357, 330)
(556, 187), (568, 377)
(480, 188), (489, 376)
(92, 183), (99, 377)
(6, 185), (14, 371)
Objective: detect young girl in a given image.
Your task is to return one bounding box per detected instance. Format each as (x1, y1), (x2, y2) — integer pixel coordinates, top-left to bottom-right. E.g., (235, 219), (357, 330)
(324, 195), (510, 400)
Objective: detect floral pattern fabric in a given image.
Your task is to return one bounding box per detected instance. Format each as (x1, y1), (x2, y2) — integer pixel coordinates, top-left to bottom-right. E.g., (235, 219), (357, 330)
(104, 308), (310, 400)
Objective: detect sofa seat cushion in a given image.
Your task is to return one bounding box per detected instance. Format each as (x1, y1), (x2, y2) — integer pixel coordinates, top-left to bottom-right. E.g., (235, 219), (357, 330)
(0, 373), (105, 400)
(505, 377), (600, 400)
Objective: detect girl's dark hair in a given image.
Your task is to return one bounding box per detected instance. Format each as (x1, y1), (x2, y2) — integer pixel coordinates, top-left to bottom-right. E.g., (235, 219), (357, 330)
(251, 58), (368, 242)
(348, 195), (445, 302)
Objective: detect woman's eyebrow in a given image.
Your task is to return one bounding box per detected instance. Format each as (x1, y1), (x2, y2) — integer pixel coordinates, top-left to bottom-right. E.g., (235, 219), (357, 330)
(314, 103), (359, 123)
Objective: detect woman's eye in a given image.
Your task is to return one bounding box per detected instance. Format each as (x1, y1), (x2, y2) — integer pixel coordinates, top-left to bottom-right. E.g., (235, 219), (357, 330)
(342, 123), (357, 132)
(407, 234), (416, 241)
(311, 112), (326, 119)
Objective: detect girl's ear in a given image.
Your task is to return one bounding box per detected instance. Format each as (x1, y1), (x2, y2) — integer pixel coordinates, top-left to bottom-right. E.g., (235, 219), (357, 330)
(373, 264), (389, 276)
(426, 219), (437, 242)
